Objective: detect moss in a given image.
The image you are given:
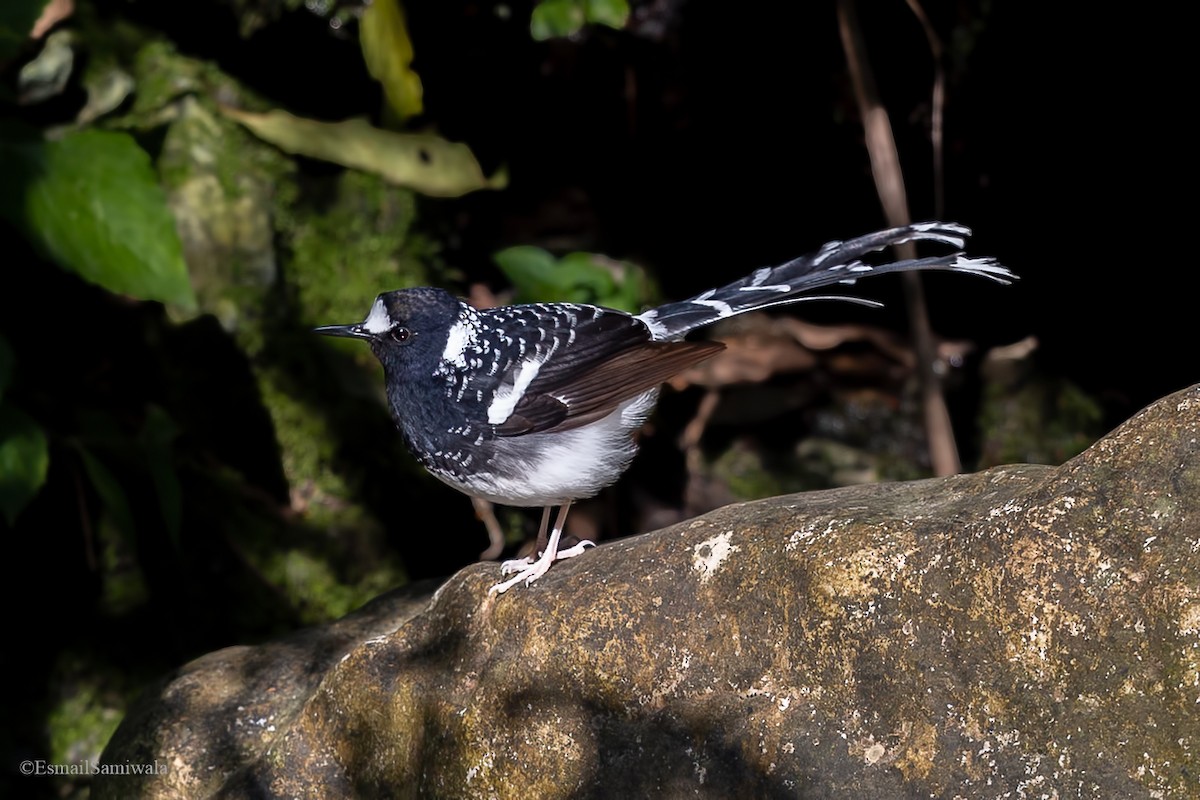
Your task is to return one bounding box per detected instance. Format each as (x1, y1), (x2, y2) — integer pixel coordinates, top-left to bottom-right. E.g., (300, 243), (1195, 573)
(705, 385), (932, 501)
(241, 367), (408, 623)
(808, 386), (932, 483)
(125, 39), (255, 127)
(195, 452), (408, 626)
(76, 31), (435, 626)
(138, 46), (294, 341)
(45, 651), (130, 798)
(254, 365), (349, 517)
(978, 375), (1103, 467)
(260, 547), (405, 624)
(709, 438), (817, 500)
(48, 681), (124, 768)
(279, 168), (439, 330)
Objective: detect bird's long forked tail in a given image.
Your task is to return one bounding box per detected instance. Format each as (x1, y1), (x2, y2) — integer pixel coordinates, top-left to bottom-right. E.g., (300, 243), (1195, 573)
(637, 221), (1015, 340)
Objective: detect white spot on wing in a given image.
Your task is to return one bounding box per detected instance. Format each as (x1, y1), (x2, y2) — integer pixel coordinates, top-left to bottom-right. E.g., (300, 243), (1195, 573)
(911, 221), (969, 247)
(693, 298), (734, 318)
(362, 298), (393, 334)
(738, 284), (791, 293)
(636, 309), (669, 340)
(487, 356), (544, 424)
(812, 240), (845, 265)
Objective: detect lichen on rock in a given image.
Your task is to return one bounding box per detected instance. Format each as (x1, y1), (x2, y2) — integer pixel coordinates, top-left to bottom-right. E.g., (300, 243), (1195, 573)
(97, 384), (1200, 798)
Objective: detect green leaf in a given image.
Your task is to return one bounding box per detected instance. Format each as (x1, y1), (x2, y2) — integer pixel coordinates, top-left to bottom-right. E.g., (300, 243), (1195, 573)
(0, 336), (12, 404)
(0, 0), (47, 65)
(221, 107), (506, 198)
(584, 0), (630, 29)
(558, 252), (620, 292)
(531, 0), (585, 40)
(493, 247), (645, 311)
(0, 128), (196, 308)
(531, 0), (628, 40)
(0, 403), (49, 525)
(493, 245), (563, 300)
(360, 0), (424, 122)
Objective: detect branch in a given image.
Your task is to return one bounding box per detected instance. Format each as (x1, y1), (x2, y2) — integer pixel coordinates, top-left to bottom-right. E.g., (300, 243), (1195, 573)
(836, 0), (960, 475)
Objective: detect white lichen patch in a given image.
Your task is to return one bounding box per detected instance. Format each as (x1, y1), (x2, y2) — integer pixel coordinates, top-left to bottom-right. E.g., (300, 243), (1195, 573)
(785, 522), (819, 552)
(640, 645), (695, 706)
(988, 499), (1025, 519)
(1179, 602), (1200, 636)
(692, 531), (740, 582)
(739, 677), (799, 715)
(464, 750), (494, 785)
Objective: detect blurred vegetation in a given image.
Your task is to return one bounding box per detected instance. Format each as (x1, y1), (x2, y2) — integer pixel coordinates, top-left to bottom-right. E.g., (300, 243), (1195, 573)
(0, 0), (1153, 798)
(0, 2), (647, 796)
(493, 245), (655, 310)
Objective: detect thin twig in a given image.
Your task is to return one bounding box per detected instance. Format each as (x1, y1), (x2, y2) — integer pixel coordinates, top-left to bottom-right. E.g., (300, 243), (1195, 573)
(905, 0), (946, 218)
(836, 0), (960, 475)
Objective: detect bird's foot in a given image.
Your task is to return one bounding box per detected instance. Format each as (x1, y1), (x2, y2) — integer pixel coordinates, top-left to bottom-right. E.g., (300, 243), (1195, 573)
(498, 555), (534, 576)
(489, 540), (596, 594)
(490, 549), (554, 594)
(552, 539), (595, 560)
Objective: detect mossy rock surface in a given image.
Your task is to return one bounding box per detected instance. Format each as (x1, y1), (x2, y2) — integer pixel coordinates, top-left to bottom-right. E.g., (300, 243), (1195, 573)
(98, 385), (1200, 798)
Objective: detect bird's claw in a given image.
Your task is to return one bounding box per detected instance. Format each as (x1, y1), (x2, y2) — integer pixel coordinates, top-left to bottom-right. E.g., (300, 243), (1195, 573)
(489, 539), (596, 594)
(499, 556), (535, 576)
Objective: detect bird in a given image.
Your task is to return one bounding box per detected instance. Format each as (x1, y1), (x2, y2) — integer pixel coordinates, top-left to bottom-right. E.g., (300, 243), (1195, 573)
(315, 221), (1014, 594)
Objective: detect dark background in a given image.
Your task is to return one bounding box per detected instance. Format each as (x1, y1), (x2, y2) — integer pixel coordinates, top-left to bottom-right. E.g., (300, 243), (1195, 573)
(70, 0), (1192, 423)
(2, 2), (1193, 797)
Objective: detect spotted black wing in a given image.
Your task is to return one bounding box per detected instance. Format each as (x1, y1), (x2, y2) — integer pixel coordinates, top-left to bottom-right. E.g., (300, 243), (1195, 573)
(480, 304), (722, 436)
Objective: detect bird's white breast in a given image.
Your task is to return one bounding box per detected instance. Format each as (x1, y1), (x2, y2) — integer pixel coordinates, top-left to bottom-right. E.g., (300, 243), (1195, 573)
(444, 389), (660, 506)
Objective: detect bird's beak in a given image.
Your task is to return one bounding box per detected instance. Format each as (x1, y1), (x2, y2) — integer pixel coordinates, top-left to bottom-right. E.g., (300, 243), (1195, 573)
(313, 323), (371, 340)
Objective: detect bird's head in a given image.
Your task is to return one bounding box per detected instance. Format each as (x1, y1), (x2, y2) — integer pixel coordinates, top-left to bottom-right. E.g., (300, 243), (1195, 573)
(314, 287), (462, 374)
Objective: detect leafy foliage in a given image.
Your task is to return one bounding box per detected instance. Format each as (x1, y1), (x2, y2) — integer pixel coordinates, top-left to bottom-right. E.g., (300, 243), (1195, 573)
(221, 107), (506, 197)
(360, 0), (424, 122)
(0, 127), (196, 308)
(531, 0), (630, 40)
(493, 246), (653, 312)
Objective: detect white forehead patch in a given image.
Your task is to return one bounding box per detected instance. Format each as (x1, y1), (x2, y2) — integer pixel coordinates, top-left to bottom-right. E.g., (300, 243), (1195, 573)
(362, 298), (394, 334)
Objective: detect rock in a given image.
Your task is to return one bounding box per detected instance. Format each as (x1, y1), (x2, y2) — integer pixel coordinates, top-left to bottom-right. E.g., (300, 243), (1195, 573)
(97, 385), (1200, 798)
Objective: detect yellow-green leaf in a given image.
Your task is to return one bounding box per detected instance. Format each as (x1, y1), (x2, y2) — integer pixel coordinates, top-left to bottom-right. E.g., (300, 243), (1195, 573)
(360, 0), (424, 122)
(220, 107), (506, 198)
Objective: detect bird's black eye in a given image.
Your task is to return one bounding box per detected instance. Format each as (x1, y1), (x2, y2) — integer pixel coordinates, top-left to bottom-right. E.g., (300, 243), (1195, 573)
(389, 326), (412, 344)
